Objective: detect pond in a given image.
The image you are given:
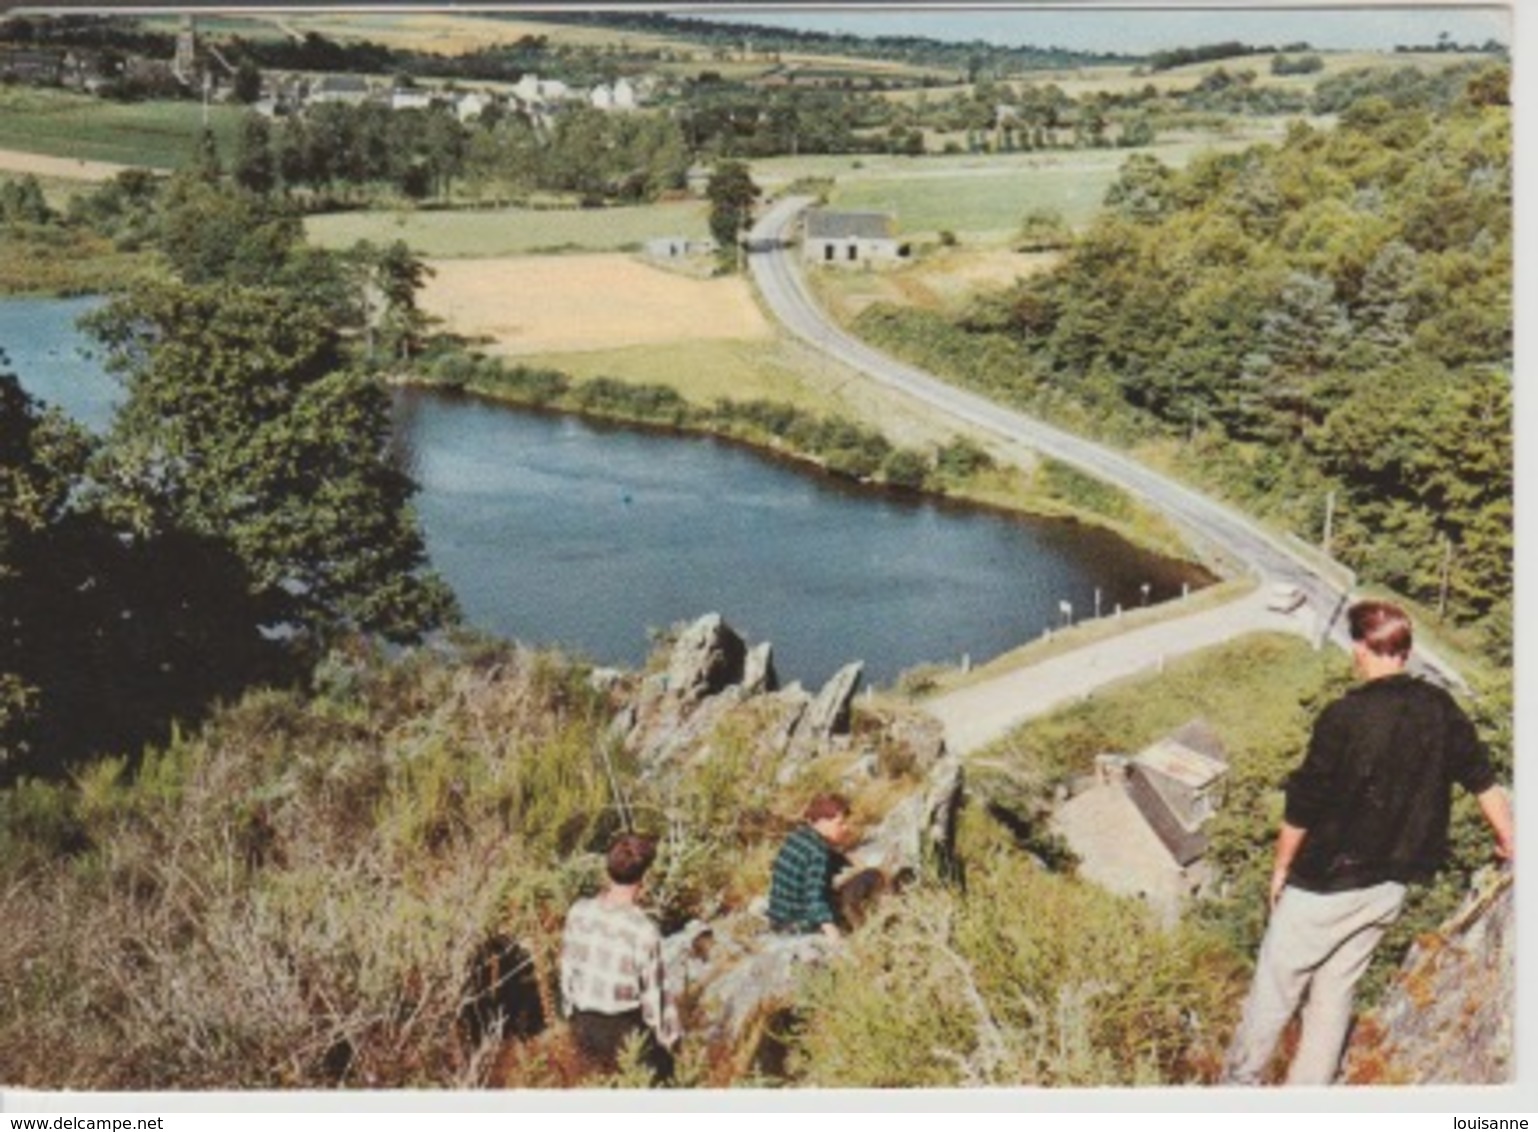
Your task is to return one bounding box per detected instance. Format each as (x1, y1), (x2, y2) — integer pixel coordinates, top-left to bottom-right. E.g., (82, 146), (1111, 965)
(2, 296), (1209, 687)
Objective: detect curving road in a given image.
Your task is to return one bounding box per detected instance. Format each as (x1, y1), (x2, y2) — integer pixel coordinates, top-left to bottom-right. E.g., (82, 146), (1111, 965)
(747, 196), (1462, 690)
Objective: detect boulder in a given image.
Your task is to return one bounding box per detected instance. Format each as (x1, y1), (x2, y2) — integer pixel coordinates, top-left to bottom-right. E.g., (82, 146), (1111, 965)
(741, 641), (780, 696)
(800, 661), (862, 741)
(854, 752), (964, 879)
(665, 613), (747, 703)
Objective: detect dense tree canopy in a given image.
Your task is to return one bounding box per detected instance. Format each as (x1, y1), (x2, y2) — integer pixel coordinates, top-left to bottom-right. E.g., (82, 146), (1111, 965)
(875, 65), (1511, 647)
(1, 180), (454, 779)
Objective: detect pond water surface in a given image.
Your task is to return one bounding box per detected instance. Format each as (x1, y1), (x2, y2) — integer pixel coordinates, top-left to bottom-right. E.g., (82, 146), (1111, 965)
(2, 296), (1208, 687)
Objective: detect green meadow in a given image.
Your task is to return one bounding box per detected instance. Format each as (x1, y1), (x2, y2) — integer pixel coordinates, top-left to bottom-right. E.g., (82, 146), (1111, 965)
(0, 88), (244, 171)
(305, 199), (711, 257)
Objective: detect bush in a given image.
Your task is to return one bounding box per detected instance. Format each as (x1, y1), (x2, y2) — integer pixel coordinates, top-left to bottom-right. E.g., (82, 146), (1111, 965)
(881, 447), (931, 490)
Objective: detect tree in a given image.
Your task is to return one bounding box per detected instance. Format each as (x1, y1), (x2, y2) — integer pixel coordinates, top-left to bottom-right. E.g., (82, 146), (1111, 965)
(232, 58), (263, 104)
(85, 280), (456, 651)
(706, 160), (759, 266)
(2, 368), (279, 780)
(232, 112), (276, 195)
(157, 175), (303, 285)
(353, 239), (437, 363)
(1014, 207), (1071, 252)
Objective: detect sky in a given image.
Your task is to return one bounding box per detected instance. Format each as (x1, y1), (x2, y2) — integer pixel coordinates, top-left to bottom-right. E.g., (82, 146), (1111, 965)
(693, 4), (1511, 55)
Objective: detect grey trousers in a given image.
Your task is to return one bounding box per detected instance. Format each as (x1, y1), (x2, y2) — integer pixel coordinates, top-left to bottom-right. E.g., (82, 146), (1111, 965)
(1224, 880), (1407, 1086)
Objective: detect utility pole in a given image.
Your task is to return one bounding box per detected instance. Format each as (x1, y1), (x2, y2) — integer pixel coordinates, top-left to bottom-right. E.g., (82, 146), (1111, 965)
(1321, 489), (1336, 557)
(1438, 535), (1454, 619)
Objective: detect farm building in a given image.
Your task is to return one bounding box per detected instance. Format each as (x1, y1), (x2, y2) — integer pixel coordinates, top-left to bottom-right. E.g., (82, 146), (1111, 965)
(308, 74), (372, 106)
(1054, 719), (1230, 924)
(1123, 721), (1229, 867)
(644, 236), (719, 262)
(802, 209), (906, 267)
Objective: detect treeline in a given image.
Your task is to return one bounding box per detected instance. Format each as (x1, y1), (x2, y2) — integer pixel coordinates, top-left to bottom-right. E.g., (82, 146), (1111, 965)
(857, 65), (1512, 655)
(0, 13), (172, 56)
(216, 102), (691, 207)
(542, 10), (1133, 78)
(1147, 40), (1305, 72)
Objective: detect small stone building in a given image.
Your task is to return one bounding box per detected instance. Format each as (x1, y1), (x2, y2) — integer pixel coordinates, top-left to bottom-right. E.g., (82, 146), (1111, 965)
(644, 236), (719, 262)
(802, 209), (905, 267)
(1056, 720), (1229, 924)
(1125, 721), (1229, 867)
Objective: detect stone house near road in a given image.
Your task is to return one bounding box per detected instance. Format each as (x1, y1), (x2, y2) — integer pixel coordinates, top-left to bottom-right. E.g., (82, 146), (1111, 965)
(1122, 721), (1229, 867)
(1055, 719), (1230, 924)
(802, 209), (906, 267)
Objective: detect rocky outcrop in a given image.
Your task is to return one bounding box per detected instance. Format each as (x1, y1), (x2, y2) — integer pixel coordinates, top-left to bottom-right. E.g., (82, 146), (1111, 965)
(594, 613), (964, 1061)
(741, 642), (779, 696)
(799, 661), (862, 745)
(665, 613), (747, 703)
(1343, 869), (1514, 1085)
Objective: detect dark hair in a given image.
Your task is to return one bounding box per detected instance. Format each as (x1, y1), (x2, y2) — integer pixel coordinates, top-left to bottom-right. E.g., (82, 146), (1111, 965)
(804, 793), (852, 823)
(1348, 600), (1413, 659)
(606, 833), (657, 886)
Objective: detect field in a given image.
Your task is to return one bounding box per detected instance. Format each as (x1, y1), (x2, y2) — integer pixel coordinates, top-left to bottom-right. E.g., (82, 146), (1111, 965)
(809, 245), (1060, 327)
(754, 127), (1290, 238)
(305, 200), (710, 257)
(0, 88), (244, 171)
(417, 253), (771, 355)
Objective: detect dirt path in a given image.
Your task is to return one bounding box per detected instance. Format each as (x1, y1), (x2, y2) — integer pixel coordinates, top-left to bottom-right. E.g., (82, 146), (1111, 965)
(0, 148), (131, 183)
(924, 588), (1315, 755)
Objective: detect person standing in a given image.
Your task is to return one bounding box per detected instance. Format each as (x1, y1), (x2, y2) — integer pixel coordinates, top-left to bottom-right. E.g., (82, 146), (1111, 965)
(1224, 600), (1514, 1086)
(767, 793), (853, 941)
(559, 833), (680, 1081)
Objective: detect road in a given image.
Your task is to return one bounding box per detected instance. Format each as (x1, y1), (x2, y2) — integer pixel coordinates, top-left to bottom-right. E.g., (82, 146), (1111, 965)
(926, 586), (1308, 754)
(747, 197), (1463, 697)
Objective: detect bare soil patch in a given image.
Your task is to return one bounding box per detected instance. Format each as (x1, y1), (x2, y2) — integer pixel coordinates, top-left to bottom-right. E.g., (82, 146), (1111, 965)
(0, 147), (129, 183)
(420, 254), (774, 355)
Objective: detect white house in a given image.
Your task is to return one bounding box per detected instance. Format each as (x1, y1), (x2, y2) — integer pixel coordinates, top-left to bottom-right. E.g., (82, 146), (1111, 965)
(591, 77), (638, 111)
(455, 91), (492, 122)
(389, 88), (433, 111)
(802, 210), (905, 267)
(512, 73), (572, 106)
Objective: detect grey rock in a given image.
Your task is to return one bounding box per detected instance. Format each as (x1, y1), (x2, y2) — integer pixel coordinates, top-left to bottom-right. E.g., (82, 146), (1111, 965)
(698, 929), (836, 1045)
(855, 752), (963, 877)
(665, 613), (747, 703)
(741, 641), (780, 696)
(800, 661), (863, 741)
(1344, 870), (1514, 1084)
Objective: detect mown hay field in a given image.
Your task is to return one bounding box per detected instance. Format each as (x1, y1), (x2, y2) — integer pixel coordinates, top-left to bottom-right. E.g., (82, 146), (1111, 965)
(0, 88), (244, 171)
(306, 200), (710, 258)
(418, 253), (771, 355)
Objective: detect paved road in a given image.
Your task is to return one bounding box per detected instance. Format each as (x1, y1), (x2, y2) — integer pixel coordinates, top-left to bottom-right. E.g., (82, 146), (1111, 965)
(927, 587), (1309, 754)
(747, 197), (1463, 696)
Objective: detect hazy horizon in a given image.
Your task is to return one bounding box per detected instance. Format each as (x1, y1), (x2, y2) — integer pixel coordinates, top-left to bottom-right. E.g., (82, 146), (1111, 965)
(690, 4), (1511, 56)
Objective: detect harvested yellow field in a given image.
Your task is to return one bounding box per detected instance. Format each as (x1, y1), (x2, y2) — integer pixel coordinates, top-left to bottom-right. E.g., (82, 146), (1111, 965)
(0, 147), (129, 182)
(419, 254), (773, 355)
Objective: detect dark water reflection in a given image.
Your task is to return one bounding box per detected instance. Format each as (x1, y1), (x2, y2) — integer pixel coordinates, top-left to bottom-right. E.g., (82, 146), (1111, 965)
(4, 297), (1210, 688)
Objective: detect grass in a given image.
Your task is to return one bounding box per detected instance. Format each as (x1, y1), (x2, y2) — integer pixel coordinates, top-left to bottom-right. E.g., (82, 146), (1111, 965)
(514, 338), (844, 415)
(0, 88), (245, 171)
(975, 630), (1338, 784)
(305, 200), (710, 257)
(910, 576), (1259, 699)
(817, 132), (1290, 238)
